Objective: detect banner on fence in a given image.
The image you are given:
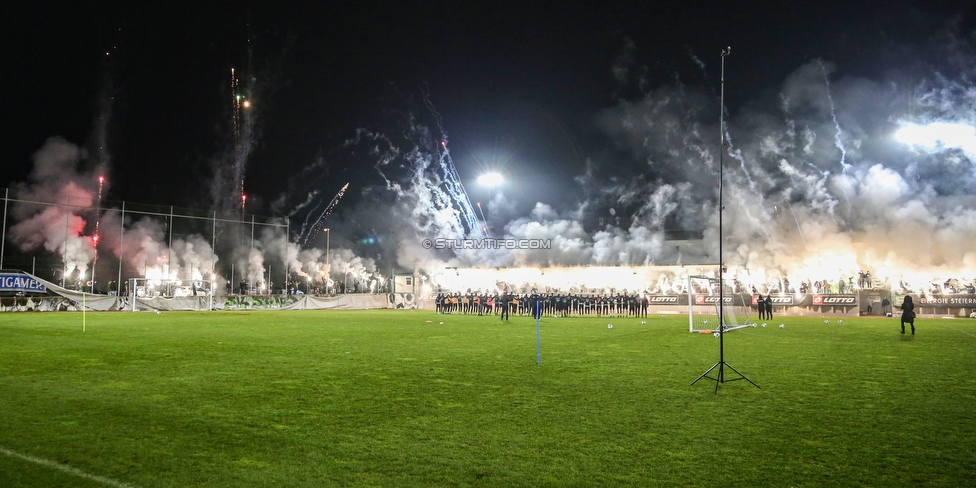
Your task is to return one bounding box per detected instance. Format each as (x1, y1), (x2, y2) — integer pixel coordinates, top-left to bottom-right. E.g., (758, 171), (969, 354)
(0, 273), (46, 293)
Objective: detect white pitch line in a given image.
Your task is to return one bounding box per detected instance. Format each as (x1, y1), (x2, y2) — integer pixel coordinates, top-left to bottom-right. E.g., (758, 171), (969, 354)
(936, 321), (976, 338)
(0, 445), (139, 488)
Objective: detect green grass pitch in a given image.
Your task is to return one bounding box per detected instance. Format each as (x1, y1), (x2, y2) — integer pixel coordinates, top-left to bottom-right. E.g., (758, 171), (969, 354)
(1, 310), (975, 487)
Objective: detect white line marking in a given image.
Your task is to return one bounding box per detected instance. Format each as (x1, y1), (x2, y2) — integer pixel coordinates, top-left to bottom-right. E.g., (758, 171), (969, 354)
(0, 445), (139, 488)
(934, 322), (976, 338)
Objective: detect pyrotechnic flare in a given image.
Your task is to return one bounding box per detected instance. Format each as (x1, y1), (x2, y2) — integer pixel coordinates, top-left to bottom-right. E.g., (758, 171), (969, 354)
(302, 182), (349, 248)
(422, 90), (482, 238)
(210, 63), (257, 216)
(232, 67), (251, 219)
(90, 175), (105, 292)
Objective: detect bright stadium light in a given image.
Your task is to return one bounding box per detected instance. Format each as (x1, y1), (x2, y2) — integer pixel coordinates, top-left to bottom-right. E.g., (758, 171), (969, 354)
(896, 122), (976, 155)
(477, 172), (503, 187)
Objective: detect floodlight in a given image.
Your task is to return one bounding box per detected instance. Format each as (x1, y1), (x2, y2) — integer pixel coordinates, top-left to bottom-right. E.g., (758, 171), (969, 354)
(477, 172), (503, 187)
(896, 122), (976, 153)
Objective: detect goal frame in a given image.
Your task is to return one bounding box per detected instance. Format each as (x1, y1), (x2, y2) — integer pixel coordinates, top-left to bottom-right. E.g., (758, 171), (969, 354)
(687, 275), (756, 333)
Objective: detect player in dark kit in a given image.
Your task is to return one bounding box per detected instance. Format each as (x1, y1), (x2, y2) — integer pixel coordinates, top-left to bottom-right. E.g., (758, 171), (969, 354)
(499, 293), (510, 321)
(764, 295), (773, 321)
(757, 295), (767, 320)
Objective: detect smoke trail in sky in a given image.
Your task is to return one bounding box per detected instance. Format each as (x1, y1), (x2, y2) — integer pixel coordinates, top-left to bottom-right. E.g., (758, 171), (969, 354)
(210, 66), (257, 216)
(818, 60), (854, 224)
(299, 182), (348, 249)
(421, 90), (482, 238)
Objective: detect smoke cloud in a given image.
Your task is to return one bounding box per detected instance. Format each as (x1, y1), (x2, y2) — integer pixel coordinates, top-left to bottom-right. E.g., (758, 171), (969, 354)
(7, 27), (976, 298)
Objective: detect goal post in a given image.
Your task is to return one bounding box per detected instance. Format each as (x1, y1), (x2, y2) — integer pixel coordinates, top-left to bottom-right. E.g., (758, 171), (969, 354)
(688, 275), (756, 333)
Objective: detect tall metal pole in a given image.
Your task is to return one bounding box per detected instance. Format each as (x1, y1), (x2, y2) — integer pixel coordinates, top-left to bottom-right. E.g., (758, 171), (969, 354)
(168, 206), (174, 280)
(718, 46), (728, 375)
(692, 47), (758, 392)
(250, 215), (255, 295)
(63, 196), (70, 287)
(285, 219), (290, 294)
(1, 188), (8, 269)
(90, 245), (98, 294)
(91, 179), (103, 293)
(117, 202), (125, 295)
(211, 210), (217, 309)
(325, 228), (330, 292)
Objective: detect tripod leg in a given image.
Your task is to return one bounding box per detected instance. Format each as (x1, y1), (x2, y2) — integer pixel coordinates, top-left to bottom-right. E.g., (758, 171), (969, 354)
(692, 361), (721, 385)
(723, 362), (760, 389)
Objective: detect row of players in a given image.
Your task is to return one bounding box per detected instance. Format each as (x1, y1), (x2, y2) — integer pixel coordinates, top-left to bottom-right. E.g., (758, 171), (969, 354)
(435, 293), (650, 317)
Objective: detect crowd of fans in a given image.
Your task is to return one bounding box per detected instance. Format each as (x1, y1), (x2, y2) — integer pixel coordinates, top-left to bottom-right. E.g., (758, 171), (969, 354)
(745, 273), (975, 296)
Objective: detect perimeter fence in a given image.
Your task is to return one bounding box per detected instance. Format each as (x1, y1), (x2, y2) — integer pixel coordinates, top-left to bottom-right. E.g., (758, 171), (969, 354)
(0, 188), (288, 294)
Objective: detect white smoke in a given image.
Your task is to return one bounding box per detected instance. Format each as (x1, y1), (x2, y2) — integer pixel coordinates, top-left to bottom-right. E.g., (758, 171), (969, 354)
(407, 36), (976, 295)
(7, 137), (227, 290)
(9, 29), (976, 299)
(577, 49), (976, 294)
(8, 138), (102, 281)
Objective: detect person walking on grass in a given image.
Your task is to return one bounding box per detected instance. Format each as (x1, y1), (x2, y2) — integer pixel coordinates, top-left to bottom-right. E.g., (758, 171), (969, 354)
(899, 295), (916, 335)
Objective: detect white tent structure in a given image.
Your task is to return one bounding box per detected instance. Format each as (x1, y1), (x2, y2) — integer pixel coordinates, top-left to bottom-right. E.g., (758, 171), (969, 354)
(0, 271), (400, 312)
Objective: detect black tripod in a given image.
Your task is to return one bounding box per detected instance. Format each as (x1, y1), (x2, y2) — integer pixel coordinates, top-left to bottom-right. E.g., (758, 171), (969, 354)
(692, 47), (759, 394)
(692, 323), (760, 393)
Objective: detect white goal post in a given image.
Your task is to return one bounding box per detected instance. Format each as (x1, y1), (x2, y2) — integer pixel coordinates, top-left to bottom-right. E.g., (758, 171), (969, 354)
(687, 275), (756, 334)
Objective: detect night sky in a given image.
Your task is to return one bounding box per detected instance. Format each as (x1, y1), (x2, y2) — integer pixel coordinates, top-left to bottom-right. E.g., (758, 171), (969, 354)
(5, 1), (971, 208)
(3, 1), (976, 289)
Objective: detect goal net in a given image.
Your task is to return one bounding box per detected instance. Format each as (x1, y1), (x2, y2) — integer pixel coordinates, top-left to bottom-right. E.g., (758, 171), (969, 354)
(687, 275), (756, 334)
(127, 278), (214, 311)
(128, 278), (213, 298)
